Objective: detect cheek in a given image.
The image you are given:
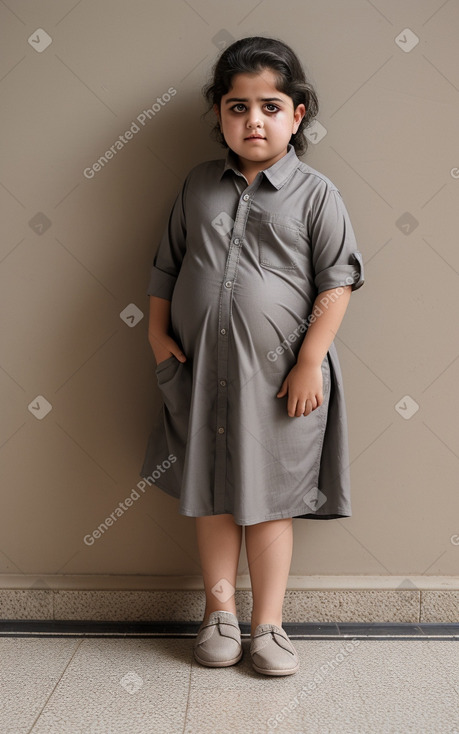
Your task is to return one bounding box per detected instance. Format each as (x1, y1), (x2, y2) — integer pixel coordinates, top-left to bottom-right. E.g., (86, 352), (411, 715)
(272, 112), (294, 127)
(268, 115), (293, 135)
(221, 116), (241, 134)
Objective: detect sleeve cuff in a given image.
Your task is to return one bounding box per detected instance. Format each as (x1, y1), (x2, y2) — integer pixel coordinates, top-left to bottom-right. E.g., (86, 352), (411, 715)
(146, 267), (177, 300)
(314, 250), (365, 293)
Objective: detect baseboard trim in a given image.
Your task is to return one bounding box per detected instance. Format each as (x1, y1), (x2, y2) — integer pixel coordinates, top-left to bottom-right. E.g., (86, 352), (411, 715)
(1, 575), (458, 590)
(0, 576), (458, 623)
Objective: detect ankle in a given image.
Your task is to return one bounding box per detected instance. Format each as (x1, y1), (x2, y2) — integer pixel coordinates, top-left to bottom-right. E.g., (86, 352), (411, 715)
(204, 605), (237, 620)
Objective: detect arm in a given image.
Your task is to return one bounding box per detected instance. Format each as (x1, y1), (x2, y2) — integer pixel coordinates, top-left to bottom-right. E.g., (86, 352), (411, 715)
(277, 182), (364, 418)
(276, 285), (351, 417)
(148, 296), (187, 365)
(146, 174), (190, 366)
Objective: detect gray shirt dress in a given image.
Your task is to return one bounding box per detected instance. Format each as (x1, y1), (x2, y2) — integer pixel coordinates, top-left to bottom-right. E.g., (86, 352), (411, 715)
(140, 143), (364, 526)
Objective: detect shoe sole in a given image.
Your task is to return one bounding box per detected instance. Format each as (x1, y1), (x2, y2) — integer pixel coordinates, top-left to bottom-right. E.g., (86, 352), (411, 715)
(251, 660), (299, 676)
(193, 648), (243, 667)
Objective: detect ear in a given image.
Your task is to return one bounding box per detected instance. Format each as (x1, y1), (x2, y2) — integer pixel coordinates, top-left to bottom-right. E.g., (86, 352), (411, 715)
(213, 103), (221, 126)
(293, 103), (306, 134)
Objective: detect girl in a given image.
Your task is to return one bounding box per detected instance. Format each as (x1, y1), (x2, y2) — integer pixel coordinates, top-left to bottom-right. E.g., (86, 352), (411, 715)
(140, 36), (364, 676)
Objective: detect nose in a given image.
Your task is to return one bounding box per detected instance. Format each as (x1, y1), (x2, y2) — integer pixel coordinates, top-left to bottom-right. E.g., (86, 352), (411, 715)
(247, 110), (263, 128)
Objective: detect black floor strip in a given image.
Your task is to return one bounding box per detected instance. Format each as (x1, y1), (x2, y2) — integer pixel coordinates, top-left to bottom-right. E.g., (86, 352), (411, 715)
(0, 620), (458, 639)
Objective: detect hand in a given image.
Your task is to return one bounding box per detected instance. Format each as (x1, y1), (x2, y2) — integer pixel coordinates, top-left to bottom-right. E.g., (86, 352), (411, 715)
(148, 332), (187, 366)
(276, 362), (323, 417)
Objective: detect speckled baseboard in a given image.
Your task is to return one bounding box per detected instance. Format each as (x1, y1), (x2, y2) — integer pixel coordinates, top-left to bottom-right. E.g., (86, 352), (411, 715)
(0, 576), (458, 622)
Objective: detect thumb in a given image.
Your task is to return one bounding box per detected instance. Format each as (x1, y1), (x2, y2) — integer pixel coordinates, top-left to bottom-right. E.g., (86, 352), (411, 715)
(171, 343), (187, 362)
(277, 381), (287, 398)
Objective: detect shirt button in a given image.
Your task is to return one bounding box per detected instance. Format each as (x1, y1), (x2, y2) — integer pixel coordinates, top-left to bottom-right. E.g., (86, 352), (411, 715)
(233, 238), (240, 245)
(220, 328), (226, 335)
(219, 379), (226, 387)
(243, 194), (250, 201)
(225, 280), (232, 288)
(217, 427), (225, 434)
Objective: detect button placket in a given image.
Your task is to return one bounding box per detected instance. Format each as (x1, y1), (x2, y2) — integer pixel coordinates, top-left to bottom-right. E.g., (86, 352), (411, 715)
(213, 184), (256, 513)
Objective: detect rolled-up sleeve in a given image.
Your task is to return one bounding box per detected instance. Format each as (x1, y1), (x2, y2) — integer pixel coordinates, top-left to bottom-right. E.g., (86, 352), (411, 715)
(146, 175), (189, 300)
(309, 187), (364, 294)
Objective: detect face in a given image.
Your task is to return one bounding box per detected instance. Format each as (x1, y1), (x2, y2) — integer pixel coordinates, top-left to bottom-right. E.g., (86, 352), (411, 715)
(214, 68), (305, 173)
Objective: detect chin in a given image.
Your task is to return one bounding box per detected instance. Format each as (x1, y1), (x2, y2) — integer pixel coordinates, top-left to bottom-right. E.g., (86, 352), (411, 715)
(237, 146), (272, 158)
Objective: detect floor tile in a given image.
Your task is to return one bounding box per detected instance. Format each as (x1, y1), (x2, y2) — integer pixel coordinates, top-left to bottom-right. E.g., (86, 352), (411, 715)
(0, 636), (458, 733)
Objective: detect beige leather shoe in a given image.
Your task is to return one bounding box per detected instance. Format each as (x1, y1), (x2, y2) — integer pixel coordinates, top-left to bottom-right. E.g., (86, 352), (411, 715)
(193, 611), (243, 667)
(250, 623), (299, 675)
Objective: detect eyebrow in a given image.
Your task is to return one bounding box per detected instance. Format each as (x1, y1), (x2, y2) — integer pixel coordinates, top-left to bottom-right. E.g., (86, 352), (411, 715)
(224, 97), (284, 104)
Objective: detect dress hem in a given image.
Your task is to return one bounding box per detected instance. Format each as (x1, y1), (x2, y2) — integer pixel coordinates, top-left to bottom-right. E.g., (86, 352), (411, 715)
(145, 476), (352, 525)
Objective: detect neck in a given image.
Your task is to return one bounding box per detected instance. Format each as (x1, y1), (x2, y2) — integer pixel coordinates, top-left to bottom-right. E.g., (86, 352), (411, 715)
(236, 148), (288, 184)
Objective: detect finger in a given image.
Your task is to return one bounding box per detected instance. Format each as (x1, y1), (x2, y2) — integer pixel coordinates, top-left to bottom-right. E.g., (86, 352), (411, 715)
(303, 398), (315, 416)
(290, 397), (305, 417)
(295, 400), (305, 417)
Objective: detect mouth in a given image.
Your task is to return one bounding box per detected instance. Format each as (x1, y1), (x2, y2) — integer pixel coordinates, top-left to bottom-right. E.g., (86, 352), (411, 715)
(244, 135), (266, 140)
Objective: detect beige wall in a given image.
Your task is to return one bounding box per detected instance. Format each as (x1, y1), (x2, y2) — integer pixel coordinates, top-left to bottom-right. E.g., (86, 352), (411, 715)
(1, 0), (458, 589)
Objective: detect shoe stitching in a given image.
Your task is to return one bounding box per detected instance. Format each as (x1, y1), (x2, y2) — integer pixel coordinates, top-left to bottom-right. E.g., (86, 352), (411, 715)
(195, 613), (242, 649)
(250, 626), (298, 659)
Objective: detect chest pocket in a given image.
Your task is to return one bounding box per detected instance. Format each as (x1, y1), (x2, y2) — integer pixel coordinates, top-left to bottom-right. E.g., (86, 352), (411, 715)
(258, 213), (304, 271)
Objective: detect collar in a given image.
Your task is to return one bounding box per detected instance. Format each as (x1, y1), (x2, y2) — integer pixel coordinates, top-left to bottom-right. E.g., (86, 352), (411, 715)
(220, 143), (300, 190)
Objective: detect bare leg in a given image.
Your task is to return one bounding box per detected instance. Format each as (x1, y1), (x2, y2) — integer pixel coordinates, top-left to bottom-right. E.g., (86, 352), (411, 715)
(245, 518), (293, 636)
(195, 514), (243, 621)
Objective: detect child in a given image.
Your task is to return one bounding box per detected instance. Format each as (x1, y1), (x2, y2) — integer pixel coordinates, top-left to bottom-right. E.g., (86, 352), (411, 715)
(140, 36), (364, 676)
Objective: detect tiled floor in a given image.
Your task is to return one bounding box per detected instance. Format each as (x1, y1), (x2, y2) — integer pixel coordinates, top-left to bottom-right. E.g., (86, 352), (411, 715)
(1, 624), (458, 734)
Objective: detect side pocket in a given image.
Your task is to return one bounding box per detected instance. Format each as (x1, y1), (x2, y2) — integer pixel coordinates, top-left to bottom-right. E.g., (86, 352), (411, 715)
(143, 357), (192, 489)
(155, 355), (179, 385)
(155, 356), (192, 422)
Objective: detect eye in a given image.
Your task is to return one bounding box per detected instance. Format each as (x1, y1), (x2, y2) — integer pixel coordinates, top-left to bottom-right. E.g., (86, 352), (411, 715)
(264, 103), (279, 113)
(230, 103), (247, 113)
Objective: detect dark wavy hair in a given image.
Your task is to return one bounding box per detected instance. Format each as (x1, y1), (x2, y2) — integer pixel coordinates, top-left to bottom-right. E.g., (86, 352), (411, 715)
(202, 36), (319, 156)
